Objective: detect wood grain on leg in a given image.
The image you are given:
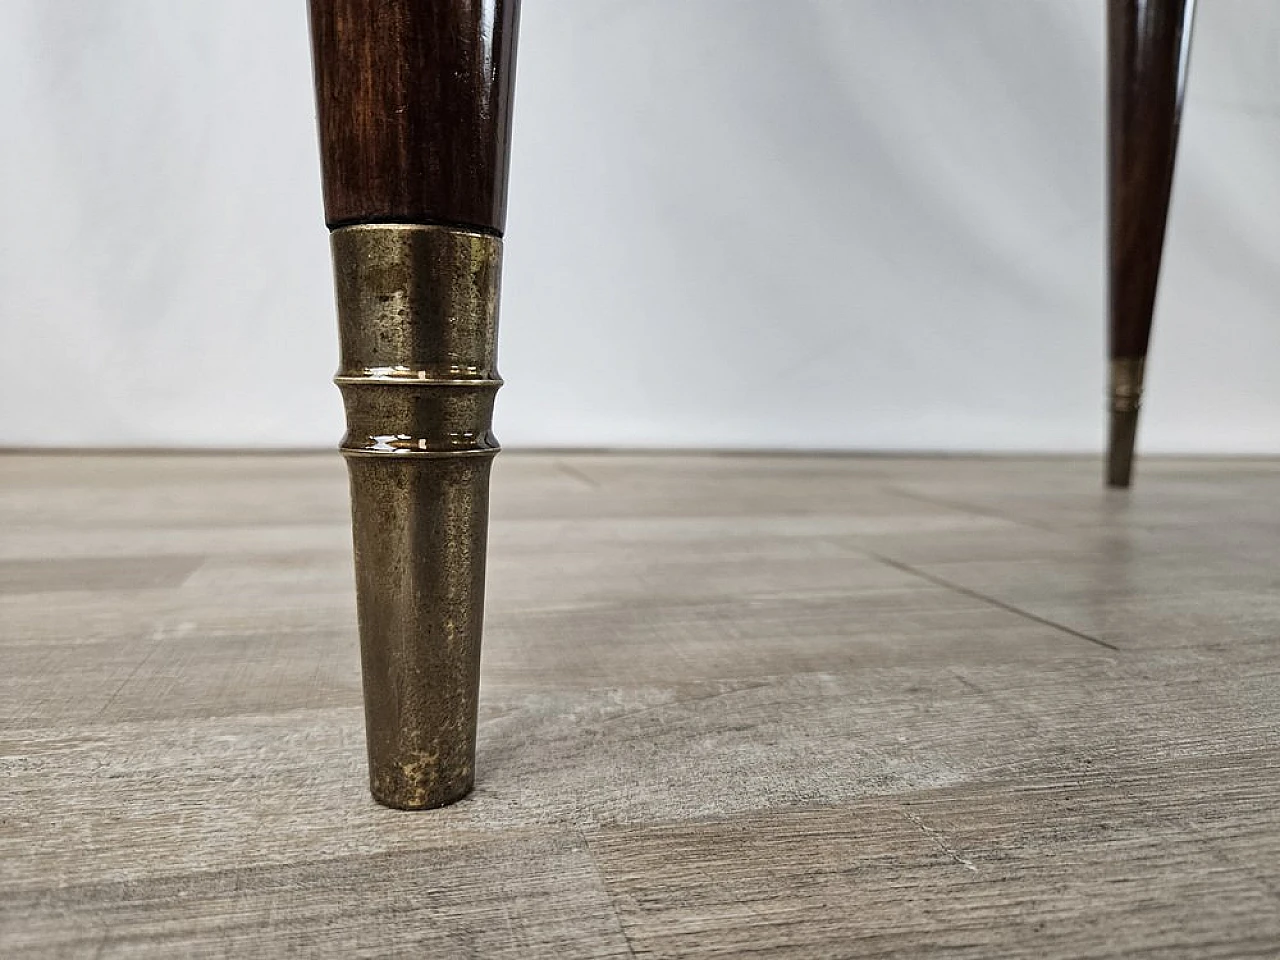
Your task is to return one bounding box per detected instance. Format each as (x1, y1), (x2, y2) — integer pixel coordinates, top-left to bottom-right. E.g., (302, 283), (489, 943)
(309, 0), (520, 232)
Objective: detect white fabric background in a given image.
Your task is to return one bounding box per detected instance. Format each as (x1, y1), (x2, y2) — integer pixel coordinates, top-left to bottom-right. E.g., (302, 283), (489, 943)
(1, 1), (1277, 451)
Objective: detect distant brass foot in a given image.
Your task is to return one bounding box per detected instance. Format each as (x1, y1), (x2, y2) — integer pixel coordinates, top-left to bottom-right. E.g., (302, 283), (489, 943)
(331, 224), (502, 810)
(1106, 357), (1145, 489)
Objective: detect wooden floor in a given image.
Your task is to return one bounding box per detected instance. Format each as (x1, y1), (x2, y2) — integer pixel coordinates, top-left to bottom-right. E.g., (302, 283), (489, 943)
(2, 453), (1279, 958)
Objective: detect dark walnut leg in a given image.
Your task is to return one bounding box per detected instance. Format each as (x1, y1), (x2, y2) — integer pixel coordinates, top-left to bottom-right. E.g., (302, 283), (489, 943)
(308, 0), (520, 809)
(1106, 0), (1195, 487)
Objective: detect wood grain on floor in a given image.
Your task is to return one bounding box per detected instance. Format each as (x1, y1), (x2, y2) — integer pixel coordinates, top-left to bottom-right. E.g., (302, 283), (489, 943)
(2, 453), (1278, 958)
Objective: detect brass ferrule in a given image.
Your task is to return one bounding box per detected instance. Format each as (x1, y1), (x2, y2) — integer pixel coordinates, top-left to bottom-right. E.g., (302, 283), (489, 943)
(1108, 357), (1145, 415)
(1107, 357), (1146, 488)
(331, 224), (502, 809)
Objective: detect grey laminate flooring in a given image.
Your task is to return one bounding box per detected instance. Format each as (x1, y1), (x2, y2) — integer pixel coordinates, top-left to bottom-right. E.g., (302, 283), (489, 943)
(3, 453), (1278, 957)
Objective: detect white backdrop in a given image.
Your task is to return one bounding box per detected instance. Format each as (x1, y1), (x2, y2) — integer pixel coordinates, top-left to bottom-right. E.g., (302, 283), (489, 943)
(1, 1), (1278, 452)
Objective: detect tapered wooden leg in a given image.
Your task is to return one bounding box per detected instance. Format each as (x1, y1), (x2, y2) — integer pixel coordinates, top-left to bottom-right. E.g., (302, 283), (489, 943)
(1107, 0), (1195, 487)
(308, 0), (520, 809)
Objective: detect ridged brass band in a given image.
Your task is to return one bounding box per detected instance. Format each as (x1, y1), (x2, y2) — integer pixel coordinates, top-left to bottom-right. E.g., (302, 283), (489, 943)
(1107, 357), (1146, 488)
(1108, 357), (1146, 415)
(330, 223), (502, 810)
(332, 223), (502, 459)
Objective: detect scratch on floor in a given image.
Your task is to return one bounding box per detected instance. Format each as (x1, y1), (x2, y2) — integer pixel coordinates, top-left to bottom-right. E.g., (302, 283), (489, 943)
(949, 669), (1042, 730)
(598, 680), (774, 728)
(96, 621), (193, 718)
(899, 808), (979, 873)
(581, 831), (641, 958)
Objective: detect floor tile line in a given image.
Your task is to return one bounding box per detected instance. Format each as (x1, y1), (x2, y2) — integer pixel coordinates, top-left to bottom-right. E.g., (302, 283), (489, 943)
(883, 484), (1058, 532)
(869, 553), (1122, 653)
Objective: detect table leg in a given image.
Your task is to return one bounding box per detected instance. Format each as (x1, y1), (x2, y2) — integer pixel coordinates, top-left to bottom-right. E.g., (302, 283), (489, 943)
(1106, 0), (1195, 487)
(308, 0), (520, 809)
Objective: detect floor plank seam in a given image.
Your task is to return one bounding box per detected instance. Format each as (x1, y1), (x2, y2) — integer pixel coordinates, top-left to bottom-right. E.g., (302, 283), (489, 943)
(8, 455), (1280, 955)
(882, 484), (1058, 531)
(552, 460), (602, 490)
(868, 553), (1122, 653)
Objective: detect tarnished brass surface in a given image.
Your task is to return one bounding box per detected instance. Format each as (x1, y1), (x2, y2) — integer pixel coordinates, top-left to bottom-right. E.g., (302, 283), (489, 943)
(331, 224), (502, 809)
(1107, 357), (1146, 488)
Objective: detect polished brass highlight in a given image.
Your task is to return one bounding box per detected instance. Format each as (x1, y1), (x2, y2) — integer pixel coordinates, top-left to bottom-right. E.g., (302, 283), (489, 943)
(331, 223), (502, 810)
(1107, 357), (1146, 488)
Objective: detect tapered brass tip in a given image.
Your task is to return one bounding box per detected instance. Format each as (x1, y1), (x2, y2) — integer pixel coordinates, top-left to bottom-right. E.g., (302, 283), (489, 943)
(1107, 409), (1139, 488)
(330, 223), (502, 810)
(1106, 357), (1145, 489)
